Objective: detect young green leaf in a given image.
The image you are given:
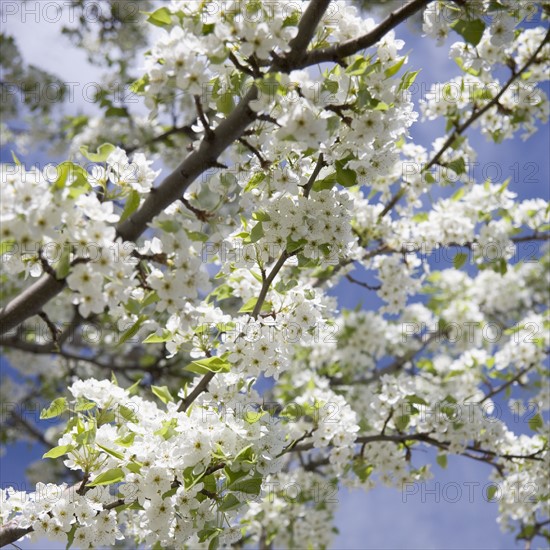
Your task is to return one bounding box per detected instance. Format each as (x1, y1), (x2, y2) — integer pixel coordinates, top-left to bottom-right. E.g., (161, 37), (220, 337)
(450, 19), (485, 46)
(151, 385), (174, 404)
(184, 356), (231, 375)
(146, 7), (173, 27)
(453, 252), (468, 269)
(87, 467), (125, 487)
(79, 143), (116, 162)
(43, 444), (73, 459)
(40, 397), (68, 419)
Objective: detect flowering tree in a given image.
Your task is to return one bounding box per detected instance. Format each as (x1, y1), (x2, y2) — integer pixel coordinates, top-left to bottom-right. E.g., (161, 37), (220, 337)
(1, 0), (549, 548)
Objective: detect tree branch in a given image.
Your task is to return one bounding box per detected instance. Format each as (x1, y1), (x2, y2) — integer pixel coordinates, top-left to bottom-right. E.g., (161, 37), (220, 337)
(126, 124), (198, 155)
(281, 0), (333, 66)
(301, 153), (325, 199)
(479, 363), (538, 404)
(292, 432), (546, 464)
(0, 523), (32, 548)
(289, 0), (431, 70)
(344, 273), (380, 291)
(0, 0), (431, 337)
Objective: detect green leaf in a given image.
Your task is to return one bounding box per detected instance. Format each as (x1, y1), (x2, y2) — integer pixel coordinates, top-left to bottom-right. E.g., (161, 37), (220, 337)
(75, 398), (96, 412)
(186, 230), (208, 242)
(120, 190), (141, 223)
(373, 100), (390, 111)
(126, 459), (142, 474)
(244, 410), (267, 424)
(286, 238), (307, 254)
(151, 385), (174, 404)
(335, 162), (357, 187)
(399, 69), (421, 91)
(234, 445), (255, 463)
(450, 136), (467, 151)
(105, 106), (129, 118)
(130, 74), (149, 94)
(436, 454), (448, 469)
(395, 415), (410, 431)
(406, 395), (428, 406)
(312, 171), (337, 191)
(446, 157), (466, 175)
(53, 162), (90, 197)
(202, 22), (216, 36)
(55, 243), (71, 280)
(143, 330), (172, 344)
(283, 10), (300, 27)
(454, 56), (480, 76)
(497, 178), (510, 195)
(87, 467), (125, 487)
(224, 467), (249, 489)
(118, 404), (138, 423)
(11, 150), (21, 165)
(450, 19), (485, 46)
(253, 211), (271, 222)
(117, 316), (146, 346)
(412, 212), (429, 222)
(75, 424), (96, 445)
(198, 528), (222, 544)
(40, 397), (67, 419)
(219, 493), (241, 512)
(217, 92), (234, 115)
(207, 283), (234, 303)
(65, 524), (77, 550)
(79, 143), (116, 162)
(43, 444), (73, 459)
(352, 461), (373, 482)
(142, 291), (159, 308)
(451, 187), (466, 201)
(227, 474), (263, 495)
(147, 7), (173, 27)
(239, 297), (271, 314)
(453, 252), (468, 269)
(97, 444), (125, 460)
(275, 279), (298, 293)
(249, 270), (263, 284)
(517, 524), (536, 540)
(184, 356), (231, 375)
(324, 79), (339, 95)
(244, 172), (266, 193)
(486, 485), (498, 501)
(384, 56), (406, 78)
(249, 222), (264, 243)
(472, 87), (494, 101)
(346, 56), (370, 76)
(495, 257), (508, 274)
(126, 378), (142, 396)
(528, 413), (543, 432)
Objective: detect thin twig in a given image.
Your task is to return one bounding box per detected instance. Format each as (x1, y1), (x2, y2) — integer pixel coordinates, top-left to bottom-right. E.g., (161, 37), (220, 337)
(238, 137), (271, 169)
(194, 94), (215, 141)
(302, 153), (326, 198)
(479, 363), (537, 404)
(345, 273), (380, 291)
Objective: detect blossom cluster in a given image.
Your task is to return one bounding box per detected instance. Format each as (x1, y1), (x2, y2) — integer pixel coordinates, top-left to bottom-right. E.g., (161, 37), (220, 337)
(1, 1), (550, 548)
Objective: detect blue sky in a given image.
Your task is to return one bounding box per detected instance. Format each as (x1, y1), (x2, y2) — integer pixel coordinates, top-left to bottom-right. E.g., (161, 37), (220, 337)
(2, 5), (549, 550)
